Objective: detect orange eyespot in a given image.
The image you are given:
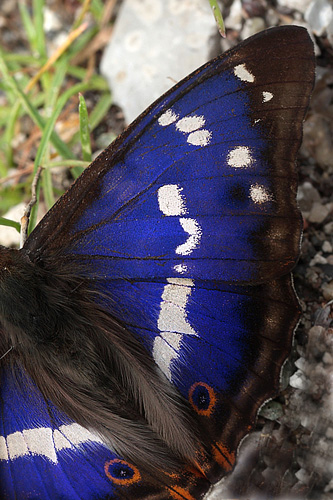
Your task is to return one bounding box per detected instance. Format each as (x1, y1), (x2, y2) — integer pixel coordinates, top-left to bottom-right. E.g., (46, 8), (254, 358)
(188, 382), (217, 416)
(104, 458), (141, 485)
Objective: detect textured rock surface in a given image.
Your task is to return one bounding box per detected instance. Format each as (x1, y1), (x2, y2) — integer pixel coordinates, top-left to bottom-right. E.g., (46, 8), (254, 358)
(101, 0), (218, 124)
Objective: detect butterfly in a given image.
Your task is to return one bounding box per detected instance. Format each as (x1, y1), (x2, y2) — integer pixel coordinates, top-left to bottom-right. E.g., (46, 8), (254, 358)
(0, 25), (315, 499)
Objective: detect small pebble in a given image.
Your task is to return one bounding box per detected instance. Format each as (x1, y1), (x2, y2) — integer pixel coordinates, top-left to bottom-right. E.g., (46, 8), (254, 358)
(305, 0), (333, 36)
(308, 202), (330, 223)
(310, 253), (327, 265)
(322, 280), (333, 300)
(324, 221), (333, 235)
(322, 241), (332, 253)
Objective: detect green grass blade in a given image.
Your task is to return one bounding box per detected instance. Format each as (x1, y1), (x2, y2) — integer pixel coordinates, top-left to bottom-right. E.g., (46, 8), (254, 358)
(18, 1), (36, 52)
(79, 93), (92, 162)
(209, 0), (226, 37)
(0, 216), (21, 232)
(33, 0), (47, 59)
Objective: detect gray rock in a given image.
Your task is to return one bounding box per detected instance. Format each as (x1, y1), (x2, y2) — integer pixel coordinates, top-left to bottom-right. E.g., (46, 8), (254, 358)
(308, 202), (330, 223)
(101, 0), (217, 124)
(322, 240), (332, 253)
(305, 0), (333, 36)
(322, 280), (333, 300)
(277, 0), (312, 14)
(224, 0), (243, 31)
(297, 181), (321, 211)
(241, 17), (266, 40)
(324, 221), (333, 235)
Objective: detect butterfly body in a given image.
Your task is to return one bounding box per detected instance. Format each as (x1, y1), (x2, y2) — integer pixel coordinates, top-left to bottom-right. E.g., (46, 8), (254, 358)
(0, 26), (315, 499)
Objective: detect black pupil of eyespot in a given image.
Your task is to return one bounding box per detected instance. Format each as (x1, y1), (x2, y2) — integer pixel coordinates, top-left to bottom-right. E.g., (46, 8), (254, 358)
(199, 394), (208, 405)
(193, 386), (210, 410)
(114, 465), (133, 479)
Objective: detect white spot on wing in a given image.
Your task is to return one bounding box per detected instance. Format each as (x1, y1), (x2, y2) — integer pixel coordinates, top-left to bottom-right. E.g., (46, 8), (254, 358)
(59, 423), (102, 446)
(263, 91), (273, 102)
(0, 436), (8, 460)
(158, 109), (179, 126)
(1, 424), (103, 463)
(187, 129), (212, 146)
(157, 278), (195, 334)
(174, 263), (188, 274)
(53, 429), (72, 451)
(234, 64), (255, 83)
(153, 337), (177, 380)
(167, 277), (194, 286)
(176, 115), (206, 133)
(158, 184), (187, 216)
(227, 146), (254, 168)
(154, 278), (197, 380)
(250, 184), (273, 204)
(155, 182), (202, 377)
(6, 432), (29, 460)
(23, 428), (57, 463)
(176, 218), (202, 255)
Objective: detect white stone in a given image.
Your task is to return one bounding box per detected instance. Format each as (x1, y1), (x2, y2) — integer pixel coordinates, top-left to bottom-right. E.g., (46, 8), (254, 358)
(101, 0), (217, 123)
(322, 281), (333, 301)
(241, 17), (266, 40)
(224, 0), (243, 30)
(323, 352), (333, 365)
(305, 0), (333, 36)
(289, 371), (307, 390)
(295, 357), (307, 371)
(43, 6), (62, 32)
(308, 202), (330, 223)
(309, 253), (327, 266)
(322, 241), (332, 253)
(277, 0), (312, 14)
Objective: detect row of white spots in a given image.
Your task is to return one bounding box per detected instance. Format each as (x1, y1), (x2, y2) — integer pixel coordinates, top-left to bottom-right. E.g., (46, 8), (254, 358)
(154, 185), (200, 378)
(229, 63), (274, 204)
(0, 423), (102, 463)
(157, 184), (202, 258)
(152, 60), (275, 378)
(158, 109), (212, 147)
(153, 278), (197, 380)
(227, 146), (273, 205)
(234, 63), (274, 103)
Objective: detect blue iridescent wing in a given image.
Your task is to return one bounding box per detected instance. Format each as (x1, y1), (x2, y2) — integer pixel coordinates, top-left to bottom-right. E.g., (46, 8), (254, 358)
(1, 366), (188, 499)
(1, 26), (315, 499)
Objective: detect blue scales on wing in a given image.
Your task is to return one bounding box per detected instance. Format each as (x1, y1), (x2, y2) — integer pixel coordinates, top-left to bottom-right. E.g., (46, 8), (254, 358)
(0, 26), (315, 499)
